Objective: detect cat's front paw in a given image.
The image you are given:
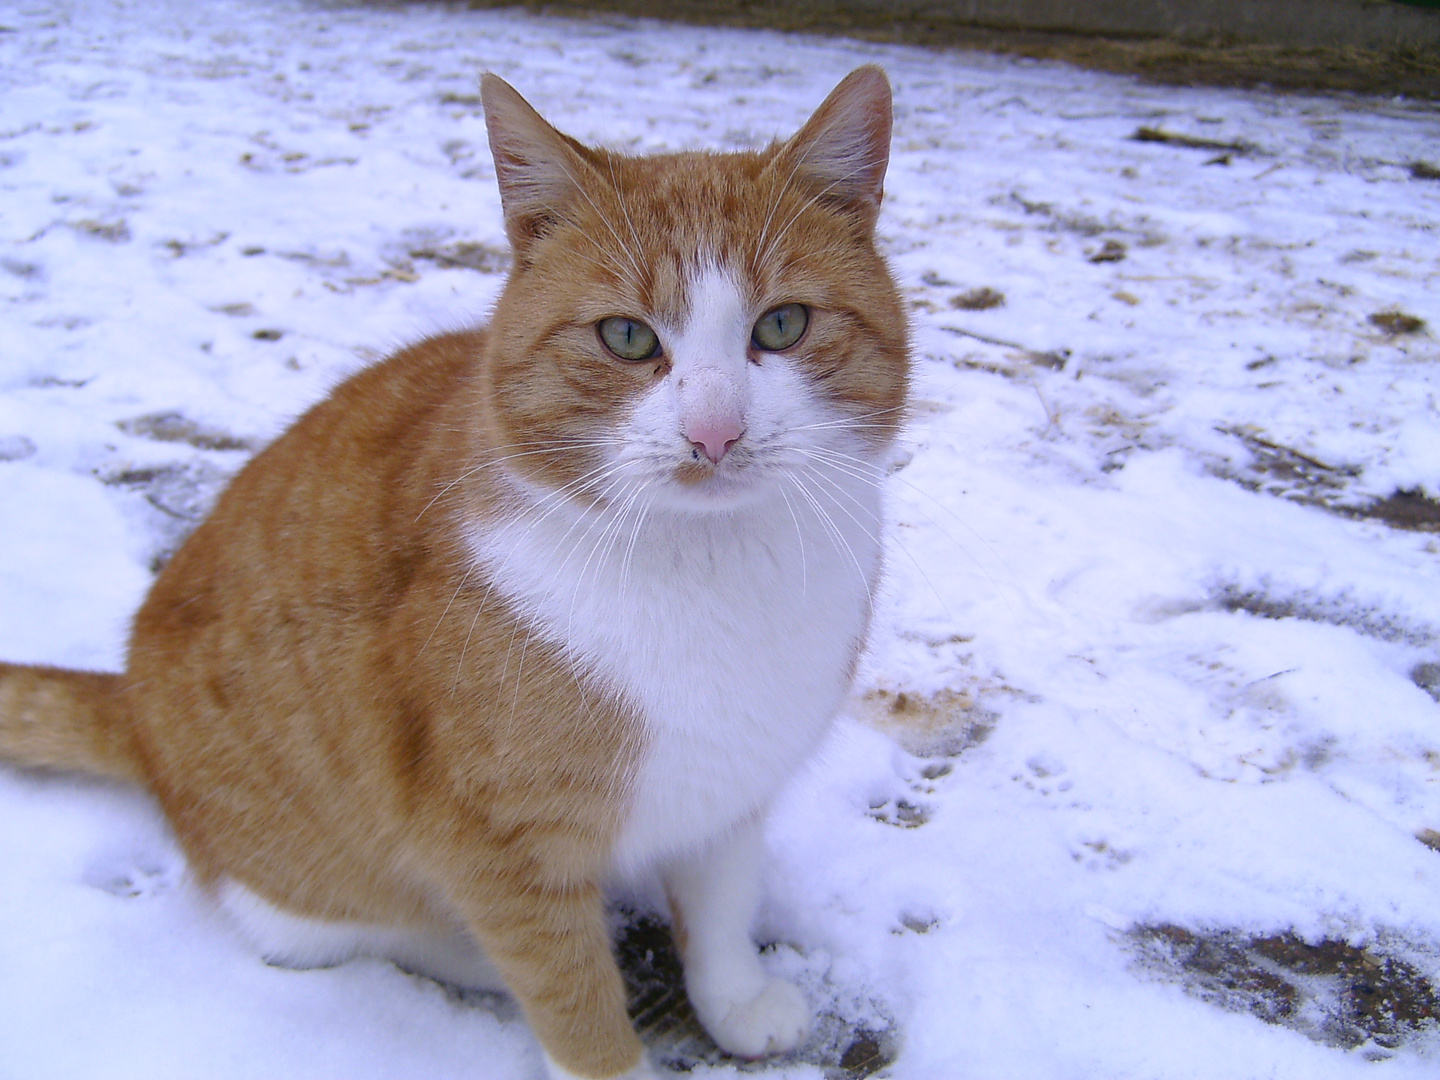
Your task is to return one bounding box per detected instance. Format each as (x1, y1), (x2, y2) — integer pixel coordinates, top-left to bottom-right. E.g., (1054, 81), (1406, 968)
(697, 976), (811, 1059)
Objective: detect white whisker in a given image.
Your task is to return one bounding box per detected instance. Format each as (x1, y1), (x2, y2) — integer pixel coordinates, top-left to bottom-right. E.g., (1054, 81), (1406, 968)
(774, 481), (808, 597)
(800, 442), (1018, 624)
(416, 438), (616, 523)
(786, 468), (868, 589)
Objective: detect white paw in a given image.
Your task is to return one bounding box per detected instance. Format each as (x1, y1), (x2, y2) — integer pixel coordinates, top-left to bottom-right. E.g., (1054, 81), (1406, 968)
(698, 976), (812, 1059)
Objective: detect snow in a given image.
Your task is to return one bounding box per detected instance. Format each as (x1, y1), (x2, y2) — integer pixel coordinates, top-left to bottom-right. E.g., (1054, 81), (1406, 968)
(2, 1), (1440, 1077)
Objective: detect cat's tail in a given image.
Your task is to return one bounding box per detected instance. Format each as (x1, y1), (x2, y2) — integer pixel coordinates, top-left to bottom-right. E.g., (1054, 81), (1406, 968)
(0, 662), (143, 783)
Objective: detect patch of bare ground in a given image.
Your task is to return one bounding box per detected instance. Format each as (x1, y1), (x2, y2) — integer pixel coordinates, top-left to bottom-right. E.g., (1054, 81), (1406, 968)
(1214, 427), (1440, 534)
(613, 910), (897, 1079)
(1213, 582), (1436, 647)
(1334, 489), (1440, 532)
(855, 685), (996, 758)
(98, 459), (235, 571)
(1370, 310), (1429, 338)
(1128, 924), (1440, 1057)
(1413, 663), (1440, 703)
(449, 0), (1440, 98)
(406, 240), (511, 275)
(948, 286), (1005, 311)
(1212, 584), (1440, 707)
(116, 411), (261, 453)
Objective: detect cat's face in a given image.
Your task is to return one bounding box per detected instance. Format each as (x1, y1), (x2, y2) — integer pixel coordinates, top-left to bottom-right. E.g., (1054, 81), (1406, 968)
(479, 68), (908, 514)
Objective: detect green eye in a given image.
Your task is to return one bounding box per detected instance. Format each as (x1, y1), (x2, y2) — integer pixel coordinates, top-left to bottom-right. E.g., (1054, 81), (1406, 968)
(751, 303), (809, 351)
(598, 316), (660, 361)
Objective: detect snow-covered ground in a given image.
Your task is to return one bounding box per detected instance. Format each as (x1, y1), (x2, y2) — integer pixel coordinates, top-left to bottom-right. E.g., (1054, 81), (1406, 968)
(3, 2), (1440, 1077)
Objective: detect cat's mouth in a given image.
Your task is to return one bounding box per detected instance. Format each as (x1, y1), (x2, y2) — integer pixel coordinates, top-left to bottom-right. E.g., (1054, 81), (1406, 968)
(673, 457), (719, 487)
(665, 451), (767, 509)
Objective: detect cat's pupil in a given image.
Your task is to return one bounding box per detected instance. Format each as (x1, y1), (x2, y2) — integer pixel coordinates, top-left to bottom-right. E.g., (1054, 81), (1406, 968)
(598, 316), (660, 361)
(751, 304), (808, 352)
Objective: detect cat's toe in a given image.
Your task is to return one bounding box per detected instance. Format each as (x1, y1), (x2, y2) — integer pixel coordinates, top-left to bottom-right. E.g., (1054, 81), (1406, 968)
(703, 976), (811, 1059)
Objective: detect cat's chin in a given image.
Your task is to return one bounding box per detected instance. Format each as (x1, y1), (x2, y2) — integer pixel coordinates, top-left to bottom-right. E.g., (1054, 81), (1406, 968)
(658, 471), (773, 513)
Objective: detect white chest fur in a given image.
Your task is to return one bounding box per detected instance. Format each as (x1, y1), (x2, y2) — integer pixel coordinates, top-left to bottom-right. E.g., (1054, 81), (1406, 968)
(468, 470), (881, 876)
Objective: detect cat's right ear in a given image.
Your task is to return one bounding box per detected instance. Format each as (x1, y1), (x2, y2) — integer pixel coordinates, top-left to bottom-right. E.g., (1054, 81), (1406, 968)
(481, 75), (589, 254)
(772, 65), (893, 232)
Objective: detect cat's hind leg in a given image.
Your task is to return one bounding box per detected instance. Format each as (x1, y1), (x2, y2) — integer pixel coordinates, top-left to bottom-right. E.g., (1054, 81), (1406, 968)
(662, 818), (811, 1058)
(220, 877), (655, 1077)
(215, 878), (505, 991)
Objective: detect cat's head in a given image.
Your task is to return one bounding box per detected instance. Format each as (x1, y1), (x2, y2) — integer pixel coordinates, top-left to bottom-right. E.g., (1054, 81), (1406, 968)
(477, 67), (908, 514)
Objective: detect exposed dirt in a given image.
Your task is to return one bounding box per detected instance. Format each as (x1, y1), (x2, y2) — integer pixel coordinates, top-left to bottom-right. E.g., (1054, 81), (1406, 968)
(948, 286), (1006, 311)
(1213, 582), (1437, 647)
(1128, 923), (1440, 1056)
(450, 0), (1440, 98)
(1370, 310), (1430, 337)
(115, 412), (260, 453)
(854, 685), (996, 759)
(97, 458), (235, 571)
(1414, 663), (1440, 703)
(1212, 427), (1440, 535)
(1336, 489), (1440, 533)
(407, 239), (512, 275)
(614, 910), (897, 1078)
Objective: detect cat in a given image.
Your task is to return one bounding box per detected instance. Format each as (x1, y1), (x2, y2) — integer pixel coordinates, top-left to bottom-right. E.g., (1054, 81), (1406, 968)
(0, 65), (908, 1080)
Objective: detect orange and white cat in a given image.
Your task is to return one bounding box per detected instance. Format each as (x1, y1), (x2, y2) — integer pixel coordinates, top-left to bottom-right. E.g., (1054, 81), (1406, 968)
(0, 66), (908, 1079)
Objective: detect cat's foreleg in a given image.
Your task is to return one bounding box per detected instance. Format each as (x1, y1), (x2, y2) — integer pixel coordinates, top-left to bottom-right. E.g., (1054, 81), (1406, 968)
(449, 878), (655, 1080)
(663, 817), (811, 1058)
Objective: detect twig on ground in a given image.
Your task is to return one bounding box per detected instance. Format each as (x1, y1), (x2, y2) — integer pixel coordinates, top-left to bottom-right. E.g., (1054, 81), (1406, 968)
(1131, 126), (1257, 154)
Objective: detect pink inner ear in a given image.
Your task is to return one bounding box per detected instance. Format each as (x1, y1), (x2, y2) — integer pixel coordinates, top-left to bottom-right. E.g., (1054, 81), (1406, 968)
(481, 73), (590, 250)
(781, 65), (893, 218)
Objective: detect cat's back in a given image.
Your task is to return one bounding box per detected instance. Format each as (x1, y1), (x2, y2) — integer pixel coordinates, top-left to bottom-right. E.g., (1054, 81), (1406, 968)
(118, 328), (625, 907)
(131, 328), (484, 659)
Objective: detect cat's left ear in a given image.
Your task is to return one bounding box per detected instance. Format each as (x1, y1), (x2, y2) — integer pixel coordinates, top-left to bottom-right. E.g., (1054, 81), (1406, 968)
(775, 65), (893, 230)
(481, 74), (592, 254)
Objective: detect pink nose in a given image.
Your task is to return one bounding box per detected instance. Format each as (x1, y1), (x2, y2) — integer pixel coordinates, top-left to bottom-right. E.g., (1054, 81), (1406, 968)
(686, 418), (744, 464)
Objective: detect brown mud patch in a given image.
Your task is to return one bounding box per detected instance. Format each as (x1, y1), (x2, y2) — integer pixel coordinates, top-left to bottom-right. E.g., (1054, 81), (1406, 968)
(1128, 923), (1440, 1057)
(1213, 427), (1440, 535)
(854, 686), (996, 758)
(454, 0), (1440, 98)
